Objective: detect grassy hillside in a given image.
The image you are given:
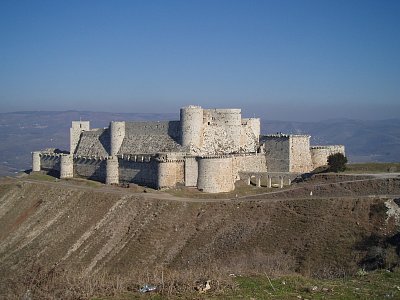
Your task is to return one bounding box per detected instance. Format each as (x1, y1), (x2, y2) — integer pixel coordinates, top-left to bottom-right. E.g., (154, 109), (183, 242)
(0, 175), (399, 299)
(345, 162), (400, 173)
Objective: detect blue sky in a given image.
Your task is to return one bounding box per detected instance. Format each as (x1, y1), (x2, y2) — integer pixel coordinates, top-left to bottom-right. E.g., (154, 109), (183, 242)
(0, 0), (399, 121)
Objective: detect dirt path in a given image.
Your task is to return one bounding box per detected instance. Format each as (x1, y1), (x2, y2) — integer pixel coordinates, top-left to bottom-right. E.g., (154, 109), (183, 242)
(238, 174), (400, 200)
(9, 173), (400, 204)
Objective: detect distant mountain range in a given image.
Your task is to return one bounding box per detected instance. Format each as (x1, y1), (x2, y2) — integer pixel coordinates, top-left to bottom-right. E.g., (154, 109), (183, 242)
(1, 111), (399, 176)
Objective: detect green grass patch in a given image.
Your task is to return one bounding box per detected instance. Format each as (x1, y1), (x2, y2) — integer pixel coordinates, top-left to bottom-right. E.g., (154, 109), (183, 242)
(28, 172), (58, 182)
(222, 270), (400, 299)
(345, 162), (400, 174)
(92, 270), (400, 299)
(166, 179), (285, 199)
(63, 177), (103, 188)
(92, 295), (163, 300)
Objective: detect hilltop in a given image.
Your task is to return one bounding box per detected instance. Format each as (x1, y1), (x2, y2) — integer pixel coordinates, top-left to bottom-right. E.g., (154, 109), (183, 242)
(0, 172), (399, 298)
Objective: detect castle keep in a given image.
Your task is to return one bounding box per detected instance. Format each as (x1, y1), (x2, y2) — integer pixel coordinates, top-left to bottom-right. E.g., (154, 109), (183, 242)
(32, 105), (345, 193)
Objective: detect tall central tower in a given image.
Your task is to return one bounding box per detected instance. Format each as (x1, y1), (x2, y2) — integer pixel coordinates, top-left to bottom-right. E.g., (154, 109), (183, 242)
(180, 105), (203, 150)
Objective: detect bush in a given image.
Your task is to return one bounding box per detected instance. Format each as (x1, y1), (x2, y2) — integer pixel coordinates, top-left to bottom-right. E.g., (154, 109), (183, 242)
(327, 153), (347, 172)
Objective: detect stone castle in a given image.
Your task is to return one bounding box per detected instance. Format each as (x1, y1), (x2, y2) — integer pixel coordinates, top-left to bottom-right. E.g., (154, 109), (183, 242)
(32, 105), (345, 193)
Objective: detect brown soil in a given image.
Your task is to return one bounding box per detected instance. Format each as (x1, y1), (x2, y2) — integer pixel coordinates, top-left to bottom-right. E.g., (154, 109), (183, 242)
(0, 175), (399, 298)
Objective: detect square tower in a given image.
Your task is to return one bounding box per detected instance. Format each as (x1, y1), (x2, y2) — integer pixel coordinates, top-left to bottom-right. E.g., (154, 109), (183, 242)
(261, 134), (313, 173)
(70, 121), (90, 154)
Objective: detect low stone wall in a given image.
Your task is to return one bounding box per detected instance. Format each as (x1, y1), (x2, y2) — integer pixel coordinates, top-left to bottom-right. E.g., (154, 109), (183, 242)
(157, 161), (184, 189)
(118, 159), (158, 188)
(176, 161), (184, 185)
(234, 154), (267, 173)
(74, 158), (107, 182)
(262, 136), (290, 172)
(184, 157), (198, 187)
(311, 145), (345, 169)
(40, 155), (61, 175)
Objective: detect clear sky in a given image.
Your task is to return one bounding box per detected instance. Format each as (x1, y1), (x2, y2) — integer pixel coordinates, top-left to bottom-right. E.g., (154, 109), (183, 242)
(0, 0), (399, 121)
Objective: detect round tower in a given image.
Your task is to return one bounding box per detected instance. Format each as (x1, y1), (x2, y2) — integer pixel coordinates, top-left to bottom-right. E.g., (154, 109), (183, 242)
(310, 146), (345, 170)
(60, 154), (74, 179)
(106, 156), (119, 184)
(180, 105), (203, 149)
(157, 161), (177, 189)
(197, 156), (234, 193)
(32, 151), (41, 172)
(221, 109), (242, 152)
(110, 121), (125, 156)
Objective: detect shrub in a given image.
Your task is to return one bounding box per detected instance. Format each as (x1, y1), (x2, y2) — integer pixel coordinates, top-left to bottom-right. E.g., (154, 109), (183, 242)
(327, 153), (348, 172)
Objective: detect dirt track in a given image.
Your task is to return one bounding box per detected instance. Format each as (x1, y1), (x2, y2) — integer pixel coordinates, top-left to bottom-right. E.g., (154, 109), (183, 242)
(12, 172), (400, 203)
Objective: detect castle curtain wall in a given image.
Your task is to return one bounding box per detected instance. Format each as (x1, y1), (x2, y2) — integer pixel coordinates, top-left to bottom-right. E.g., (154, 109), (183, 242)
(74, 158), (107, 182)
(118, 159), (158, 188)
(40, 156), (61, 176)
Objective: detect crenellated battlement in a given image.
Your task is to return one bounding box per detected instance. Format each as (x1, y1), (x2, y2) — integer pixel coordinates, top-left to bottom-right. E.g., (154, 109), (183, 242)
(311, 145), (345, 150)
(310, 145), (345, 169)
(263, 133), (311, 138)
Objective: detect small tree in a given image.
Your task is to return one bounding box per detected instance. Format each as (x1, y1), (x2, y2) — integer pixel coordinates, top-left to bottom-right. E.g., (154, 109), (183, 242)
(327, 153), (348, 172)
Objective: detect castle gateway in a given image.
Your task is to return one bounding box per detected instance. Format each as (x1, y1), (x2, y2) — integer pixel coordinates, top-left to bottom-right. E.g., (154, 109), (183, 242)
(32, 106), (344, 193)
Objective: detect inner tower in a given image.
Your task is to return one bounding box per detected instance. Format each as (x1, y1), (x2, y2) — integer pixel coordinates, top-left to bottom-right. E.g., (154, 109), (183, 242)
(70, 121), (90, 154)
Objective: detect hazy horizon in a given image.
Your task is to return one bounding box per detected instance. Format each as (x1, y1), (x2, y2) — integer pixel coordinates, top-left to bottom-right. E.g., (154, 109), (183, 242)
(1, 108), (400, 123)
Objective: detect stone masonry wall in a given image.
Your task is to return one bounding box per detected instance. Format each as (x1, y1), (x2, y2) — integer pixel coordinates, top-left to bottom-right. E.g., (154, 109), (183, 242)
(180, 106), (203, 149)
(176, 161), (184, 184)
(158, 162), (176, 189)
(118, 159), (158, 188)
(110, 121), (125, 156)
(74, 158), (107, 182)
(197, 157), (234, 193)
(234, 154), (267, 173)
(157, 161), (184, 189)
(201, 109), (242, 154)
(311, 145), (345, 169)
(184, 157), (198, 187)
(40, 155), (61, 175)
(106, 156), (119, 184)
(180, 107), (260, 156)
(289, 135), (313, 173)
(242, 118), (260, 138)
(32, 151), (41, 172)
(240, 120), (259, 153)
(60, 155), (74, 178)
(70, 121), (90, 154)
(262, 136), (290, 172)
